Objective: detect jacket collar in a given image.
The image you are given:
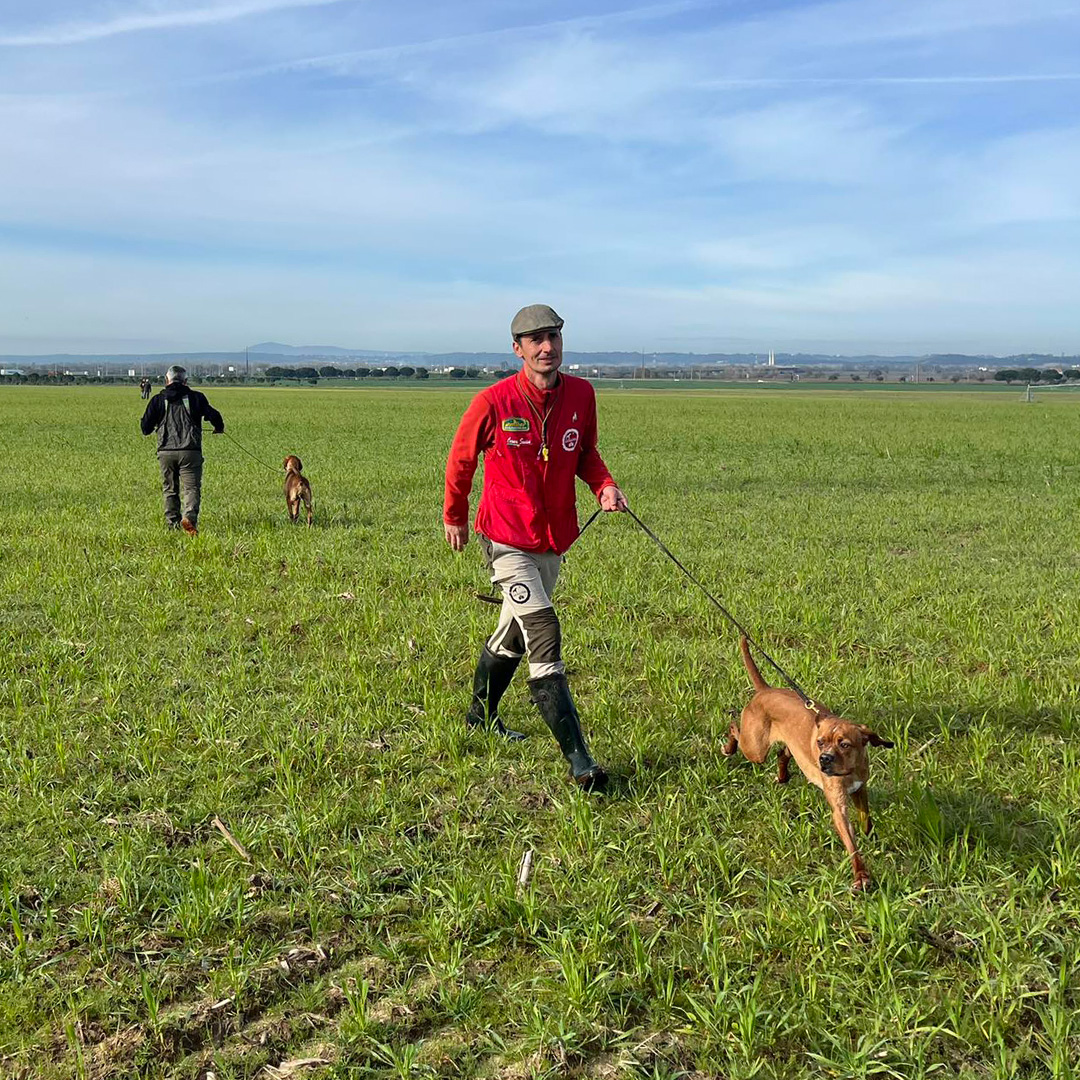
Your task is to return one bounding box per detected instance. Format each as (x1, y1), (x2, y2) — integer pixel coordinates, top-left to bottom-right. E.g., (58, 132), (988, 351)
(515, 368), (561, 407)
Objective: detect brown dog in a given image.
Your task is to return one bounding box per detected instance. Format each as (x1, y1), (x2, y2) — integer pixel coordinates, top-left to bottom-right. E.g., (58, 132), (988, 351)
(283, 455), (313, 525)
(723, 636), (893, 890)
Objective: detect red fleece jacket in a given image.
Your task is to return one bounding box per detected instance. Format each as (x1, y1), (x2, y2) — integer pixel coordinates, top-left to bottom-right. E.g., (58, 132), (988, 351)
(444, 370), (615, 554)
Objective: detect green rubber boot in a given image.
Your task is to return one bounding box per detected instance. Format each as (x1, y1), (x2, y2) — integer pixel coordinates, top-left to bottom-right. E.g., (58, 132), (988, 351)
(465, 646), (526, 741)
(528, 673), (607, 792)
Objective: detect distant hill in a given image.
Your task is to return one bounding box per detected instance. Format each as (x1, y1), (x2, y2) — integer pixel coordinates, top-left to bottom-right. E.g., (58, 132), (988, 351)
(247, 342), (423, 359)
(3, 345), (1078, 371)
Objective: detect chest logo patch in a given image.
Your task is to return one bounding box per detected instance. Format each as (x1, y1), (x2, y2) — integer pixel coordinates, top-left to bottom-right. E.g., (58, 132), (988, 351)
(562, 427), (580, 452)
(502, 417), (530, 432)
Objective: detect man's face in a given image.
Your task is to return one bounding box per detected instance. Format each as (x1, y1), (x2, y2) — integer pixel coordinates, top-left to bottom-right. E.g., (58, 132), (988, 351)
(513, 328), (563, 379)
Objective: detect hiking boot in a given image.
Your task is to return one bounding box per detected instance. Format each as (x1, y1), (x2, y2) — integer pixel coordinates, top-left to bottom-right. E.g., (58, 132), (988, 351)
(466, 645), (526, 741)
(528, 673), (608, 792)
(181, 518), (198, 536)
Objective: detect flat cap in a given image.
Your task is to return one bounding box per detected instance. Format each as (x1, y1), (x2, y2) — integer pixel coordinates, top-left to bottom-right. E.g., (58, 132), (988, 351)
(511, 304), (564, 338)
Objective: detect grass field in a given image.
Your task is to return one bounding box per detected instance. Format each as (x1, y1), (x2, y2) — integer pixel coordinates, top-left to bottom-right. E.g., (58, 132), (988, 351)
(1, 385), (1078, 1080)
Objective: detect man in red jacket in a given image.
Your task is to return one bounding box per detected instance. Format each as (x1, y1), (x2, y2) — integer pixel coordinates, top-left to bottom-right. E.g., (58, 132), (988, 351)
(444, 304), (627, 792)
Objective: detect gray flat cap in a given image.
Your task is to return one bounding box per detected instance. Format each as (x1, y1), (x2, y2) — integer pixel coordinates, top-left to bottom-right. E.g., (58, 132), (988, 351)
(511, 304), (564, 337)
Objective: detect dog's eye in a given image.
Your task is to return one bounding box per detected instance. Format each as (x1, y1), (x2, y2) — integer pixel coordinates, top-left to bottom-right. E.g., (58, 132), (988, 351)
(839, 740), (851, 749)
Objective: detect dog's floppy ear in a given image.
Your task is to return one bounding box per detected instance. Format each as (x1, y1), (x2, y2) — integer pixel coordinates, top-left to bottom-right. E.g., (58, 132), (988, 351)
(859, 725), (894, 748)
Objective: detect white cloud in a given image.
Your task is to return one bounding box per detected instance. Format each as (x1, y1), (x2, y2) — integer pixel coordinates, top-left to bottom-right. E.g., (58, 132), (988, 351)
(2, 0), (1079, 353)
(691, 227), (877, 272)
(705, 98), (909, 185)
(0, 0), (352, 47)
(953, 127), (1080, 225)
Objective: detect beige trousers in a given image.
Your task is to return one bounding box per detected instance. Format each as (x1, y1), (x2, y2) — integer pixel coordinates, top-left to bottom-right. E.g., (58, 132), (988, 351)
(481, 538), (564, 679)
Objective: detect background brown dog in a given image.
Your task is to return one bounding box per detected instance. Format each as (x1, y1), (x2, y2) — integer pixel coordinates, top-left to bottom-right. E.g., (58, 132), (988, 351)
(283, 455), (313, 525)
(723, 636), (893, 890)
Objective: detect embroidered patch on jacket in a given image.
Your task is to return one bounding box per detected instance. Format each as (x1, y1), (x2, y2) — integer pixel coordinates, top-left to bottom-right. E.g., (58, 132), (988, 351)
(502, 417), (530, 432)
(561, 428), (580, 452)
(508, 582), (531, 604)
(506, 437), (533, 448)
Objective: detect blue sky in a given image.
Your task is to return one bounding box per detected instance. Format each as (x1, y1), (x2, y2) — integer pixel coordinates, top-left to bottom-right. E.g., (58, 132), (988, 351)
(1, 0), (1078, 355)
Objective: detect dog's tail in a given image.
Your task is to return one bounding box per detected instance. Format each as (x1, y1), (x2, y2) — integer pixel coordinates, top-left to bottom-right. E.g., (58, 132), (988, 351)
(739, 635), (769, 691)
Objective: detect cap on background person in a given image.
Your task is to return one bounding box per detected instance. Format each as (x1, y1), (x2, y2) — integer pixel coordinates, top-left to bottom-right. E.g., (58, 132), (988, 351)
(511, 304), (564, 339)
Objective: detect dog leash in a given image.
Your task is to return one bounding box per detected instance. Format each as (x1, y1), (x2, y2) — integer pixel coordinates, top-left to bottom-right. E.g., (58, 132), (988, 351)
(211, 428), (283, 476)
(473, 508), (602, 605)
(623, 507), (818, 711)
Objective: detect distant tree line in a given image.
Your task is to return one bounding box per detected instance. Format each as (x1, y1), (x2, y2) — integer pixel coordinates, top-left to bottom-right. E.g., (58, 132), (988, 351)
(1, 365), (493, 386)
(993, 368), (1080, 384)
(0, 372), (173, 385)
(261, 365), (481, 382)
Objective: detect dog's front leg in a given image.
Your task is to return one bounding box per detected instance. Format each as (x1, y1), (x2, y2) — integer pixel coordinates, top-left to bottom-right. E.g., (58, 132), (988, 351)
(852, 786), (872, 835)
(826, 785), (870, 891)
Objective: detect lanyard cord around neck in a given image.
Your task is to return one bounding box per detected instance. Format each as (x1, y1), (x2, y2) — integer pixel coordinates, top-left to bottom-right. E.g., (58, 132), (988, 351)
(519, 375), (561, 461)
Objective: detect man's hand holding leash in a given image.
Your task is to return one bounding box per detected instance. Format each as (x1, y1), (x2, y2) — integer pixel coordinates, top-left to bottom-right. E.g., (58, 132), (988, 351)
(600, 484), (628, 512)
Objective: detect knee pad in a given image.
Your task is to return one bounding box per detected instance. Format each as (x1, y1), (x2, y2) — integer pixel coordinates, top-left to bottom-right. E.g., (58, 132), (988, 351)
(519, 607), (561, 666)
(489, 620), (525, 659)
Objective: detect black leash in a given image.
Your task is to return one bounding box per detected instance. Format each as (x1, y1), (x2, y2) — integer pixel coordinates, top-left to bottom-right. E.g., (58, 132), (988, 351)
(623, 507), (818, 710)
(211, 428), (282, 476)
(575, 507), (603, 543)
(473, 508), (602, 606)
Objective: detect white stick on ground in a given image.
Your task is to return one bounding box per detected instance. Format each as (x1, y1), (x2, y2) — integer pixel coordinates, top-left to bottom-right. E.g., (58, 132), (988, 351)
(518, 849), (534, 889)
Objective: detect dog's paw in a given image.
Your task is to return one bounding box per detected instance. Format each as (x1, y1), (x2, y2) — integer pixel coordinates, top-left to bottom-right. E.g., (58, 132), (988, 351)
(852, 873), (872, 893)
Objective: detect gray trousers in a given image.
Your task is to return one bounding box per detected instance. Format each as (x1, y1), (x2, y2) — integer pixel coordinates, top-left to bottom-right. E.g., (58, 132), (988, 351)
(158, 450), (203, 527)
(481, 537), (564, 679)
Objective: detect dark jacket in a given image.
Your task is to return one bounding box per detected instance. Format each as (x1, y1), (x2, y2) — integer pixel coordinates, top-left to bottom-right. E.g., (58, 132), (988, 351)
(140, 382), (224, 452)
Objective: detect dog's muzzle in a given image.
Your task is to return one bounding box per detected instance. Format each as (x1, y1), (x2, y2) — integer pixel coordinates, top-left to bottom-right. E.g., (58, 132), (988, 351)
(818, 753), (836, 773)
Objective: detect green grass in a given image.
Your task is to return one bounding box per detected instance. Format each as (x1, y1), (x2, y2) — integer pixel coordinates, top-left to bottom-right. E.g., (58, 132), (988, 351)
(1, 385), (1078, 1079)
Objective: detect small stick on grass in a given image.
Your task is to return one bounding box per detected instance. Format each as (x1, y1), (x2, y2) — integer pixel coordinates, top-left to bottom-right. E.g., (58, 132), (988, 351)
(212, 815), (251, 862)
(517, 849), (534, 890)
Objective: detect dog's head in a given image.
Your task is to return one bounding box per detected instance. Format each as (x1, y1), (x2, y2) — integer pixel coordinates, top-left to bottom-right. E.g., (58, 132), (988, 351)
(815, 717), (894, 776)
(283, 455), (303, 474)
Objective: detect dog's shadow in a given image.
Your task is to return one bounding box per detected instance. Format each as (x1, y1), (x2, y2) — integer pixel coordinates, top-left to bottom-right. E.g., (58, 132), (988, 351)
(888, 782), (1066, 880)
(884, 700), (1077, 742)
(864, 701), (1072, 869)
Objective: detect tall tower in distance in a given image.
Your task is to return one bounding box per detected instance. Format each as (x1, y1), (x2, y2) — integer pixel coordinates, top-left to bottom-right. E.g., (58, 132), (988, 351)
(767, 349), (775, 367)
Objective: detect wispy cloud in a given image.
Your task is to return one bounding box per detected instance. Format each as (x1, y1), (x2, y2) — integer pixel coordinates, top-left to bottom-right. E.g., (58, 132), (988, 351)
(0, 0), (352, 47)
(698, 74), (1080, 87)
(2, 0), (1080, 353)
